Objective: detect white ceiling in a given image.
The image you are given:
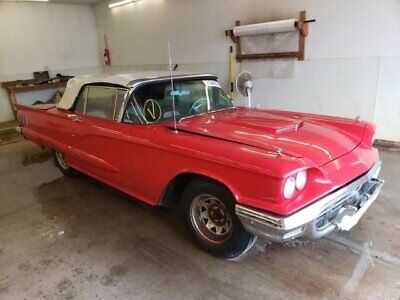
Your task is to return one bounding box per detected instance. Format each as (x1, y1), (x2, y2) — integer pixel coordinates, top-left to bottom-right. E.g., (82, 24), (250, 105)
(0, 0), (100, 3)
(52, 0), (100, 3)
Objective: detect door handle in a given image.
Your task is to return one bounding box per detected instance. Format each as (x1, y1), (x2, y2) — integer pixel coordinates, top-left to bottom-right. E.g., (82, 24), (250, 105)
(67, 114), (83, 123)
(71, 117), (83, 123)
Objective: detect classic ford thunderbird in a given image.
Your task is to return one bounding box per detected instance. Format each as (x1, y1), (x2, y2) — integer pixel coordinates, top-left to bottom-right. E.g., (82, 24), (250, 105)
(16, 71), (383, 258)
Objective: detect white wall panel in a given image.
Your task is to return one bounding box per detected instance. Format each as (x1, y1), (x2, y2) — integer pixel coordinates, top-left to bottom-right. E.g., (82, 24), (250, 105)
(252, 58), (380, 120)
(374, 58), (400, 142)
(94, 0), (400, 141)
(0, 2), (101, 122)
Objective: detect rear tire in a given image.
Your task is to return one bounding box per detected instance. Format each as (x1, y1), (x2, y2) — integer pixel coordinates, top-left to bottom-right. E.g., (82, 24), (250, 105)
(53, 150), (78, 176)
(182, 178), (256, 259)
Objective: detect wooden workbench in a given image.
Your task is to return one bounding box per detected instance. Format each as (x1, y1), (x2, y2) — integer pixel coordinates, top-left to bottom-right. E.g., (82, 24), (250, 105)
(1, 80), (67, 119)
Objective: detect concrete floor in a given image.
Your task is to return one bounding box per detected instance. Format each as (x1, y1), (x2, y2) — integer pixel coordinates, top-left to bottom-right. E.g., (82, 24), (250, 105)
(0, 141), (399, 299)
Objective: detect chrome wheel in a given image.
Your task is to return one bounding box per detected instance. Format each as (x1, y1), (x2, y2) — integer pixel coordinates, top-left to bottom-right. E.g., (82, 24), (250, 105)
(55, 151), (69, 170)
(190, 194), (233, 244)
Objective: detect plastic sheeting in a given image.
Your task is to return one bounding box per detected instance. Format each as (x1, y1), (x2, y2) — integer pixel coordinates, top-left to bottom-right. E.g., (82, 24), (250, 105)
(241, 32), (297, 79)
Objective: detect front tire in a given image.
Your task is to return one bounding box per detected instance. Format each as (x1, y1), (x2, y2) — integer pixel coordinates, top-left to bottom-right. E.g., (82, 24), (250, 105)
(182, 178), (256, 259)
(53, 150), (78, 176)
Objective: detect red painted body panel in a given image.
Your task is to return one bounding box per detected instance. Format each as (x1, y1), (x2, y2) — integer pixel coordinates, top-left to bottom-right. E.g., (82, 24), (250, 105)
(16, 104), (378, 216)
(176, 108), (367, 166)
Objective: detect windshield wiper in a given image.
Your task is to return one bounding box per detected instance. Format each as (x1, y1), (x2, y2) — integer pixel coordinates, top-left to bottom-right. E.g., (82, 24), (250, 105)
(179, 106), (237, 123)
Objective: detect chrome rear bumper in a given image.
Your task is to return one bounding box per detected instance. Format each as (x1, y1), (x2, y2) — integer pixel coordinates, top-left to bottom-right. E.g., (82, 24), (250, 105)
(236, 161), (384, 242)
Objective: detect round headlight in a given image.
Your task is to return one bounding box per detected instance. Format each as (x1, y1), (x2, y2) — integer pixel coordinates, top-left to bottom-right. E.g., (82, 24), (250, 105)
(283, 176), (296, 199)
(296, 170), (307, 190)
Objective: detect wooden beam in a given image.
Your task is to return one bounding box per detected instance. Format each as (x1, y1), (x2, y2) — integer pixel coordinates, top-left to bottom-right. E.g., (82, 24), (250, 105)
(298, 10), (307, 60)
(224, 30), (237, 43)
(235, 20), (243, 62)
(237, 52), (299, 60)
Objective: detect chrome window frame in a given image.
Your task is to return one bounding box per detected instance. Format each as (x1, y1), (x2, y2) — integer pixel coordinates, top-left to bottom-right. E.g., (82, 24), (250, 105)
(117, 74), (233, 124)
(73, 86), (89, 115)
(118, 95), (145, 125)
(74, 85), (128, 121)
(113, 88), (128, 121)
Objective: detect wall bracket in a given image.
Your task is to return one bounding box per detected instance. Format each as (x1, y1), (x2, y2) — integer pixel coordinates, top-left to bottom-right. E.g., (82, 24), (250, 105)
(225, 10), (315, 61)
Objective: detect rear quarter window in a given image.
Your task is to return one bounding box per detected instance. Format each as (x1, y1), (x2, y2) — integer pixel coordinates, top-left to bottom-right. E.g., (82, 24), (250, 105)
(86, 87), (117, 120)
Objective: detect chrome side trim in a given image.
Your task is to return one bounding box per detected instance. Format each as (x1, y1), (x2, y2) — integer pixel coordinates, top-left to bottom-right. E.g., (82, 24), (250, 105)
(236, 160), (383, 242)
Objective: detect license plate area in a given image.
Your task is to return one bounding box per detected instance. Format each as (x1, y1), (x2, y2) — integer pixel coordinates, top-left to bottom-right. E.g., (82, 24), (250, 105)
(316, 179), (382, 231)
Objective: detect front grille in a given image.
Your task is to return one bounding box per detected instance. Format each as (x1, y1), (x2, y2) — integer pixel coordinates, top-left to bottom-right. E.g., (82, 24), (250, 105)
(316, 195), (352, 229)
(315, 180), (380, 230)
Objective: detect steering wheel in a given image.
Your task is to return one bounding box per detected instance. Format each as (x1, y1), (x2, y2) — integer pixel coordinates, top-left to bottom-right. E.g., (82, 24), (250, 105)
(188, 98), (208, 115)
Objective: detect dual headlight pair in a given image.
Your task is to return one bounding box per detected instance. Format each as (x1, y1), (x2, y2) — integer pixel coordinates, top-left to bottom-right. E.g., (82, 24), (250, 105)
(283, 170), (307, 199)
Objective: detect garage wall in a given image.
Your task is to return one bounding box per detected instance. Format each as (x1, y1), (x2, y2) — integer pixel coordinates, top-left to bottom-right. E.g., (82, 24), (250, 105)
(0, 2), (102, 123)
(94, 0), (400, 142)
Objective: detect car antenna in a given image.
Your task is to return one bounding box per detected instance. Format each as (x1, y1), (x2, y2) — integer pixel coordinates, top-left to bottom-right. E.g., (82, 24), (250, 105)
(168, 42), (178, 133)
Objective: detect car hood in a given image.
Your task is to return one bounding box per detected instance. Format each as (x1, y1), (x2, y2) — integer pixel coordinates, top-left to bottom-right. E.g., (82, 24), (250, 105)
(176, 107), (367, 166)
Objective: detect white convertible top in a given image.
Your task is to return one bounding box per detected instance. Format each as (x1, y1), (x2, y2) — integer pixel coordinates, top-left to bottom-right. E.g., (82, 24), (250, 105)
(57, 71), (215, 110)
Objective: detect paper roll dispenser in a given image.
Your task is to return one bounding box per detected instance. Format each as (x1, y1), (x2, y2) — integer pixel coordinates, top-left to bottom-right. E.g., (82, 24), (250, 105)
(225, 11), (315, 61)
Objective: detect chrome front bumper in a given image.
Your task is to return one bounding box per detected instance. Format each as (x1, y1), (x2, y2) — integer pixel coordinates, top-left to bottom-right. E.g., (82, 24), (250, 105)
(236, 161), (384, 243)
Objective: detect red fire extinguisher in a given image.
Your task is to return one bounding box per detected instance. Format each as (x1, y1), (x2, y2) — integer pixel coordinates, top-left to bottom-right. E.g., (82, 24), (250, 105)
(104, 34), (111, 66)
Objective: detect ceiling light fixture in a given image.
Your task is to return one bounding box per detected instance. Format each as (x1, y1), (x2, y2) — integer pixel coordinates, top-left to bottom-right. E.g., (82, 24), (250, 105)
(108, 0), (136, 9)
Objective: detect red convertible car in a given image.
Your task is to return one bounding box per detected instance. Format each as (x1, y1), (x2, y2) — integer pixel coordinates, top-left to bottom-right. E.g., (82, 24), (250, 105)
(16, 71), (383, 258)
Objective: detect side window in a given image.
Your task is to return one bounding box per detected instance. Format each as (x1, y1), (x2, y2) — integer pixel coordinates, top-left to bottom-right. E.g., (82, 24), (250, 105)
(122, 99), (141, 124)
(74, 87), (88, 114)
(209, 87), (231, 108)
(86, 87), (117, 120)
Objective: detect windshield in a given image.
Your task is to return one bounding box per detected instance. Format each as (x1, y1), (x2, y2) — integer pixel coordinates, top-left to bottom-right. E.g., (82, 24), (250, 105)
(123, 80), (234, 124)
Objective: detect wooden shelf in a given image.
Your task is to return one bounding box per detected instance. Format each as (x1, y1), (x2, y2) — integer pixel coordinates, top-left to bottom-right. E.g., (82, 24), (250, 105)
(237, 52), (299, 61)
(1, 80), (68, 119)
(6, 81), (67, 93)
